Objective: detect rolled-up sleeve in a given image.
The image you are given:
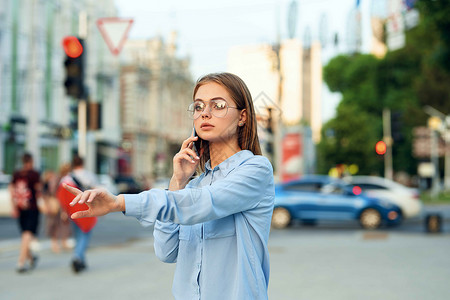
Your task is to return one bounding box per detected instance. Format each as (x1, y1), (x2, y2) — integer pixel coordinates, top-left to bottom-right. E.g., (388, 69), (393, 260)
(123, 156), (273, 226)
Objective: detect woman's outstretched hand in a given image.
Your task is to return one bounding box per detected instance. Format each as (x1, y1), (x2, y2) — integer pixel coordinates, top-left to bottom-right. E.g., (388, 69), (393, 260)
(170, 132), (203, 190)
(63, 183), (125, 219)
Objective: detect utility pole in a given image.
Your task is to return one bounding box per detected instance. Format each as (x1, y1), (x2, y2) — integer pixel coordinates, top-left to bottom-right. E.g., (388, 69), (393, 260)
(382, 109), (393, 180)
(272, 43), (283, 181)
(430, 125), (440, 199)
(425, 106), (449, 192)
(271, 5), (284, 182)
(26, 0), (41, 168)
(78, 12), (88, 158)
(444, 123), (450, 191)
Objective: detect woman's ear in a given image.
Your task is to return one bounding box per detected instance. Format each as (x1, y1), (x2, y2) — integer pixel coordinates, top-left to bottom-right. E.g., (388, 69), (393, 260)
(239, 109), (247, 125)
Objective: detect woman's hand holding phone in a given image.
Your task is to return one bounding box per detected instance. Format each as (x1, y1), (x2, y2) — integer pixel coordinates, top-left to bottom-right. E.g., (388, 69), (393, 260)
(169, 130), (202, 191)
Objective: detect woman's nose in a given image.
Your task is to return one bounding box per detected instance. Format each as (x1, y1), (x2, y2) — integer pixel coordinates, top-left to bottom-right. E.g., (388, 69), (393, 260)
(201, 106), (212, 118)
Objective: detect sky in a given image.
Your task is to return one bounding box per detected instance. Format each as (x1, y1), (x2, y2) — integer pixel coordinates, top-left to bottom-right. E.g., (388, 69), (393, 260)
(114, 0), (375, 122)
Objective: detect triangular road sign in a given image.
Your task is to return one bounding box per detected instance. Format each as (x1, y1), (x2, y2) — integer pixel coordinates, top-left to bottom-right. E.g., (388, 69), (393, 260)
(96, 17), (134, 56)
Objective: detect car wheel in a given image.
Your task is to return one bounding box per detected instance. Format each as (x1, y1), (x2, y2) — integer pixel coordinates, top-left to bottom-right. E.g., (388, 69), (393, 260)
(272, 207), (291, 229)
(359, 208), (381, 229)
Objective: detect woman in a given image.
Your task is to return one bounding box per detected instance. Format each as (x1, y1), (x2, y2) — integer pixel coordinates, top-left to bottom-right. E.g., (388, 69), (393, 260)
(65, 72), (275, 299)
(42, 169), (71, 253)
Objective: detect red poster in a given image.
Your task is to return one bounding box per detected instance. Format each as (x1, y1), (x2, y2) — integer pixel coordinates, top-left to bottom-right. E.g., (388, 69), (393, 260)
(281, 132), (303, 182)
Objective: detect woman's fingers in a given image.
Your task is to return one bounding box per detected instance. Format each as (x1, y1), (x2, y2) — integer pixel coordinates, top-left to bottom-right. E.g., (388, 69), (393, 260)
(63, 183), (82, 196)
(69, 193), (83, 206)
(87, 190), (98, 203)
(180, 136), (198, 150)
(71, 210), (91, 219)
(179, 154), (197, 164)
(79, 190), (93, 204)
(184, 147), (200, 160)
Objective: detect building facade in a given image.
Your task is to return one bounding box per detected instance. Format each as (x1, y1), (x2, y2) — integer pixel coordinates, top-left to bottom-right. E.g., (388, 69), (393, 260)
(120, 34), (194, 182)
(227, 39), (321, 178)
(0, 0), (120, 176)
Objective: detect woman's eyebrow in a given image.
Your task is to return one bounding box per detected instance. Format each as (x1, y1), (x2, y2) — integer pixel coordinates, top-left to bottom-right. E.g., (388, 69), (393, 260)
(194, 97), (226, 102)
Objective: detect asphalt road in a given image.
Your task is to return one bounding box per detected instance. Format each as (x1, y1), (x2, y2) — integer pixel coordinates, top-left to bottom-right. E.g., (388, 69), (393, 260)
(1, 207), (450, 300)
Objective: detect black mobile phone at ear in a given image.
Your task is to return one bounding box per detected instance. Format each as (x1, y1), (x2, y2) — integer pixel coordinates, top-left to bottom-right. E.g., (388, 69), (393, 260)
(192, 127), (201, 156)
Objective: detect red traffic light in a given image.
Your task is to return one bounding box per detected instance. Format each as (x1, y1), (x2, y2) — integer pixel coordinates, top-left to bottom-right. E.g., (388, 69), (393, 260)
(62, 36), (83, 58)
(375, 141), (387, 155)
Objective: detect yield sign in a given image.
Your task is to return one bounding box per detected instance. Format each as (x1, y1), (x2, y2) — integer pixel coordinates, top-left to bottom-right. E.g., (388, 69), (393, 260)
(96, 17), (134, 56)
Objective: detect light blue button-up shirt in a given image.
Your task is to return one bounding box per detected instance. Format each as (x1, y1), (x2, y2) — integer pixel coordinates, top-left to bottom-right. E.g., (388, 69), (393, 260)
(124, 150), (275, 299)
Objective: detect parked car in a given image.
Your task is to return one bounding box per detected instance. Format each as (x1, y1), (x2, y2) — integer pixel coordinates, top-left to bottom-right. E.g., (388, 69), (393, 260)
(114, 175), (143, 194)
(271, 175), (402, 229)
(0, 175), (12, 217)
(343, 176), (422, 219)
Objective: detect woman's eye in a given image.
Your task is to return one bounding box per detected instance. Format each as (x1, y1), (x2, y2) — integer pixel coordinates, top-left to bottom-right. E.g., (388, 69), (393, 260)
(214, 102), (226, 110)
(194, 104), (204, 111)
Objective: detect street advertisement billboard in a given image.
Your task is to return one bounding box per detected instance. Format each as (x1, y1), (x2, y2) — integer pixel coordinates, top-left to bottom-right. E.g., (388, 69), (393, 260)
(281, 132), (303, 182)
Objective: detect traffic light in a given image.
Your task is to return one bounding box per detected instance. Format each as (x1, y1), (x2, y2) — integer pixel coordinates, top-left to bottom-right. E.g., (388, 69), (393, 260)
(391, 111), (403, 143)
(63, 36), (86, 99)
(375, 141), (387, 155)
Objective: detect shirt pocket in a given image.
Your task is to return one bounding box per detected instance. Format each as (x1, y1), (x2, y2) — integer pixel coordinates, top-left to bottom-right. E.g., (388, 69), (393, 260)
(179, 225), (191, 240)
(204, 215), (236, 239)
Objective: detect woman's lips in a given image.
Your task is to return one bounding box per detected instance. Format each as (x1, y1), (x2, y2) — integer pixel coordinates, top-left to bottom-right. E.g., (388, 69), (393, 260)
(201, 123), (214, 129)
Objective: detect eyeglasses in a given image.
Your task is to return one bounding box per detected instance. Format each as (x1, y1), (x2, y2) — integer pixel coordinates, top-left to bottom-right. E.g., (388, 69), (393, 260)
(187, 99), (238, 119)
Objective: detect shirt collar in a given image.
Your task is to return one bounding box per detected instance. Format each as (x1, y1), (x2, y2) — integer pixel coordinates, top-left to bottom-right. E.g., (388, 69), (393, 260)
(204, 150), (254, 176)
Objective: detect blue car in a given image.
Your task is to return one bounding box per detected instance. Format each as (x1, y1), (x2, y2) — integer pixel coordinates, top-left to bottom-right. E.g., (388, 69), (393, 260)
(271, 175), (402, 229)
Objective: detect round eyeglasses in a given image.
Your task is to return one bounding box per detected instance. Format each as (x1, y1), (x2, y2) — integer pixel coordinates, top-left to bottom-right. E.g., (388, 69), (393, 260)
(187, 99), (238, 119)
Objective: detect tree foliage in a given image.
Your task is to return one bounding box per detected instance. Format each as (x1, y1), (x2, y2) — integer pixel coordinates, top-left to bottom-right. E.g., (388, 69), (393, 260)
(318, 0), (450, 176)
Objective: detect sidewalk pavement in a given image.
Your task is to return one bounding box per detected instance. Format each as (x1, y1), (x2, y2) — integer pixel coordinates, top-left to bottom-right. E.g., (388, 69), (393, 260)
(0, 236), (176, 300)
(1, 205), (450, 300)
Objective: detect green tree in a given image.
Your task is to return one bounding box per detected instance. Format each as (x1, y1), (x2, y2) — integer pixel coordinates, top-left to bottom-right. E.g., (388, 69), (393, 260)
(318, 0), (450, 176)
(319, 54), (384, 175)
(317, 104), (382, 175)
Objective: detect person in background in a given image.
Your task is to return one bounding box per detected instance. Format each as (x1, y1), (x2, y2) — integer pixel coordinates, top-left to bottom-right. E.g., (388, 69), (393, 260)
(43, 166), (72, 253)
(64, 72), (275, 299)
(9, 153), (41, 273)
(62, 155), (98, 273)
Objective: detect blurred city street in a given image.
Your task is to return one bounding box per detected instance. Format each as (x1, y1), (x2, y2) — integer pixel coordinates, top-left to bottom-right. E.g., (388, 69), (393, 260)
(1, 207), (450, 300)
(1, 0), (450, 299)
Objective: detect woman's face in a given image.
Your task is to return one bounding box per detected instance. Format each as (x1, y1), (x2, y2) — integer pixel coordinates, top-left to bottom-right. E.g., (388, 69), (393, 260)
(193, 82), (246, 145)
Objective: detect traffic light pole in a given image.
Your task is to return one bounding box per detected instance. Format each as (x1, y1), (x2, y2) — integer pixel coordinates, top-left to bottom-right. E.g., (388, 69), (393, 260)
(424, 106), (449, 194)
(78, 100), (87, 158)
(25, 0), (41, 168)
(78, 12), (88, 159)
(383, 109), (393, 180)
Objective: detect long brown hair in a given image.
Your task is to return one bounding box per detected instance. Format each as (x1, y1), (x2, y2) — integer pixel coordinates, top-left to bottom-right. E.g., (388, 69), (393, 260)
(193, 72), (261, 172)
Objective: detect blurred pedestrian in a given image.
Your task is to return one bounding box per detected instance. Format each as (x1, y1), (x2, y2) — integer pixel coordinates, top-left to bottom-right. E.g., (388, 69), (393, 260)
(56, 156), (98, 273)
(9, 152), (41, 273)
(43, 167), (72, 253)
(64, 73), (275, 299)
